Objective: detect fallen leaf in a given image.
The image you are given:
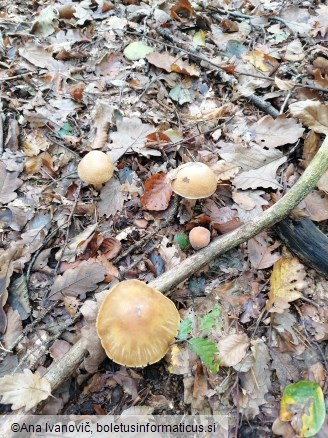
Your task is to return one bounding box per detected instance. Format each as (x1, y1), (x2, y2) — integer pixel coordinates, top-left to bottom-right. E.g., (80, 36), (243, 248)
(171, 59), (200, 77)
(146, 52), (177, 73)
(243, 50), (279, 73)
(0, 369), (51, 411)
(170, 0), (195, 21)
(3, 307), (22, 350)
(302, 191), (328, 221)
(89, 101), (115, 150)
(248, 232), (281, 269)
(232, 191), (256, 210)
(0, 161), (23, 204)
(140, 173), (173, 211)
(266, 257), (307, 313)
(109, 117), (158, 161)
(289, 100), (328, 134)
(55, 224), (97, 263)
(49, 339), (71, 360)
(100, 237), (121, 259)
(31, 5), (59, 37)
(99, 178), (125, 218)
(233, 156), (287, 190)
(123, 41), (153, 61)
(249, 115), (304, 148)
(218, 333), (249, 367)
(49, 261), (106, 300)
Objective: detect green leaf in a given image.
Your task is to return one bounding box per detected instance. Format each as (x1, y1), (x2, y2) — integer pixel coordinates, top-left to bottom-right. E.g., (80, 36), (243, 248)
(225, 40), (244, 58)
(124, 41), (153, 61)
(193, 30), (205, 47)
(199, 304), (222, 335)
(189, 337), (220, 374)
(169, 86), (191, 105)
(178, 318), (192, 341)
(57, 122), (73, 139)
(280, 381), (325, 437)
(173, 233), (189, 250)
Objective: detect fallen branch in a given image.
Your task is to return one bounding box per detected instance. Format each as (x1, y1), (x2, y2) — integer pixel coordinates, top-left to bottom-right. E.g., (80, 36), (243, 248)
(39, 135), (328, 401)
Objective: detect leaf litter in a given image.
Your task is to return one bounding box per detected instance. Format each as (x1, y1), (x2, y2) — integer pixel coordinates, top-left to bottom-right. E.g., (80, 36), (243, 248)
(0, 0), (328, 435)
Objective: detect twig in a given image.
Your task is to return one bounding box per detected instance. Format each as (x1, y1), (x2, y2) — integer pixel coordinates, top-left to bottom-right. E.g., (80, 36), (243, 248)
(247, 94), (279, 118)
(30, 134), (328, 402)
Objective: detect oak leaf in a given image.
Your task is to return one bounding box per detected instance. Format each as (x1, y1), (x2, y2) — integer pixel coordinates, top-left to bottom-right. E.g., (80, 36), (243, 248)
(140, 173), (173, 211)
(266, 257), (307, 313)
(248, 232), (281, 269)
(0, 369), (51, 411)
(0, 161), (23, 204)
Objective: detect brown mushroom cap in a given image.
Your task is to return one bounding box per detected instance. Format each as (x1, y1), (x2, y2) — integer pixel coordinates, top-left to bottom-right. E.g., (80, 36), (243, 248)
(189, 226), (211, 250)
(77, 150), (114, 186)
(170, 162), (217, 199)
(96, 279), (180, 367)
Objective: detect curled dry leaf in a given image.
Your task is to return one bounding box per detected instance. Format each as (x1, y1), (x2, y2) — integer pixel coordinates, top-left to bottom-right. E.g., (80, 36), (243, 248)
(140, 173), (173, 211)
(0, 369), (51, 411)
(218, 333), (249, 367)
(266, 257), (307, 313)
(248, 232), (281, 269)
(289, 100), (328, 134)
(49, 339), (71, 360)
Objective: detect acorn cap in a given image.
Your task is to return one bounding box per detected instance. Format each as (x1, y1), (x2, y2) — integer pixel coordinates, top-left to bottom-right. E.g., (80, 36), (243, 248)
(169, 162), (217, 199)
(77, 150), (114, 187)
(96, 279), (180, 367)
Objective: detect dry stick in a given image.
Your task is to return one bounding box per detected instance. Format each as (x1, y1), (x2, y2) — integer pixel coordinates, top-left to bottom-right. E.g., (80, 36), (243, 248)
(39, 135), (328, 397)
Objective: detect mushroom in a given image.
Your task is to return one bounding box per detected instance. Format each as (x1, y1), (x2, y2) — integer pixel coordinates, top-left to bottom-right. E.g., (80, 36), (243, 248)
(169, 162), (217, 199)
(96, 279), (180, 367)
(77, 150), (114, 188)
(189, 226), (211, 250)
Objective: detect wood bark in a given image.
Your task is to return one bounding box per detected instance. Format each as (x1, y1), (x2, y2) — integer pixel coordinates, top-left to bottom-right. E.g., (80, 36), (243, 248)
(35, 135), (328, 402)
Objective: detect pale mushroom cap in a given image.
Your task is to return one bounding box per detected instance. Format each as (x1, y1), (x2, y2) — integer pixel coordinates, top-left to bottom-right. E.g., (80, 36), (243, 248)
(170, 162), (217, 199)
(96, 279), (180, 367)
(189, 226), (211, 250)
(77, 150), (114, 186)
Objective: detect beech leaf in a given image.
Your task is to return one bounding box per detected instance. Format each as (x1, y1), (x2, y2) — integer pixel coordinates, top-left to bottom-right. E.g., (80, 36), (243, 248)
(218, 333), (249, 367)
(49, 261), (106, 300)
(140, 173), (173, 211)
(0, 369), (51, 411)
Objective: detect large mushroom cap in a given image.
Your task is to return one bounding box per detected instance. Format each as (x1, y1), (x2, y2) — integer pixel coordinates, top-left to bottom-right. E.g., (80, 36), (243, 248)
(170, 162), (217, 199)
(77, 150), (114, 187)
(96, 279), (180, 367)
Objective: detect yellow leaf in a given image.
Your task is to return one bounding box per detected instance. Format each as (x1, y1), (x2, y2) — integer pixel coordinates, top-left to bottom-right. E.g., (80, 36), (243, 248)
(244, 50), (279, 72)
(266, 257), (306, 313)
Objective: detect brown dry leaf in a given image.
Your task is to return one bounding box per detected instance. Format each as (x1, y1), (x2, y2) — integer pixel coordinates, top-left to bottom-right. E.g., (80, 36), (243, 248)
(0, 161), (23, 204)
(109, 117), (158, 161)
(232, 191), (256, 211)
(302, 130), (320, 167)
(171, 59), (200, 77)
(55, 224), (97, 263)
(100, 237), (121, 260)
(233, 190), (269, 222)
(289, 100), (328, 134)
(0, 369), (51, 411)
(49, 339), (71, 360)
(0, 250), (15, 334)
(210, 160), (240, 181)
(219, 142), (283, 171)
(167, 344), (197, 375)
(274, 77), (296, 91)
(63, 296), (80, 317)
(284, 39), (305, 61)
(3, 308), (22, 349)
(170, 0), (195, 21)
(81, 325), (106, 374)
(302, 191), (328, 221)
(233, 156), (287, 190)
(248, 232), (281, 269)
(309, 5), (328, 37)
(158, 237), (182, 270)
(218, 333), (249, 367)
(99, 178), (125, 218)
(266, 257), (307, 313)
(146, 52), (177, 73)
(140, 173), (173, 211)
(237, 339), (271, 418)
(89, 101), (115, 150)
(49, 261), (106, 300)
(249, 115), (304, 149)
(313, 70), (328, 90)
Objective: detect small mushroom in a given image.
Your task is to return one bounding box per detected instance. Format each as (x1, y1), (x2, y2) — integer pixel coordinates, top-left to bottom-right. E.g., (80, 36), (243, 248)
(77, 150), (114, 188)
(96, 279), (180, 367)
(169, 162), (217, 199)
(189, 226), (211, 250)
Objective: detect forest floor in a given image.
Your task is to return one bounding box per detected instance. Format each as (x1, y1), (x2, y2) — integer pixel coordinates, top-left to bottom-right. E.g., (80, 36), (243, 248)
(1, 0), (328, 436)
